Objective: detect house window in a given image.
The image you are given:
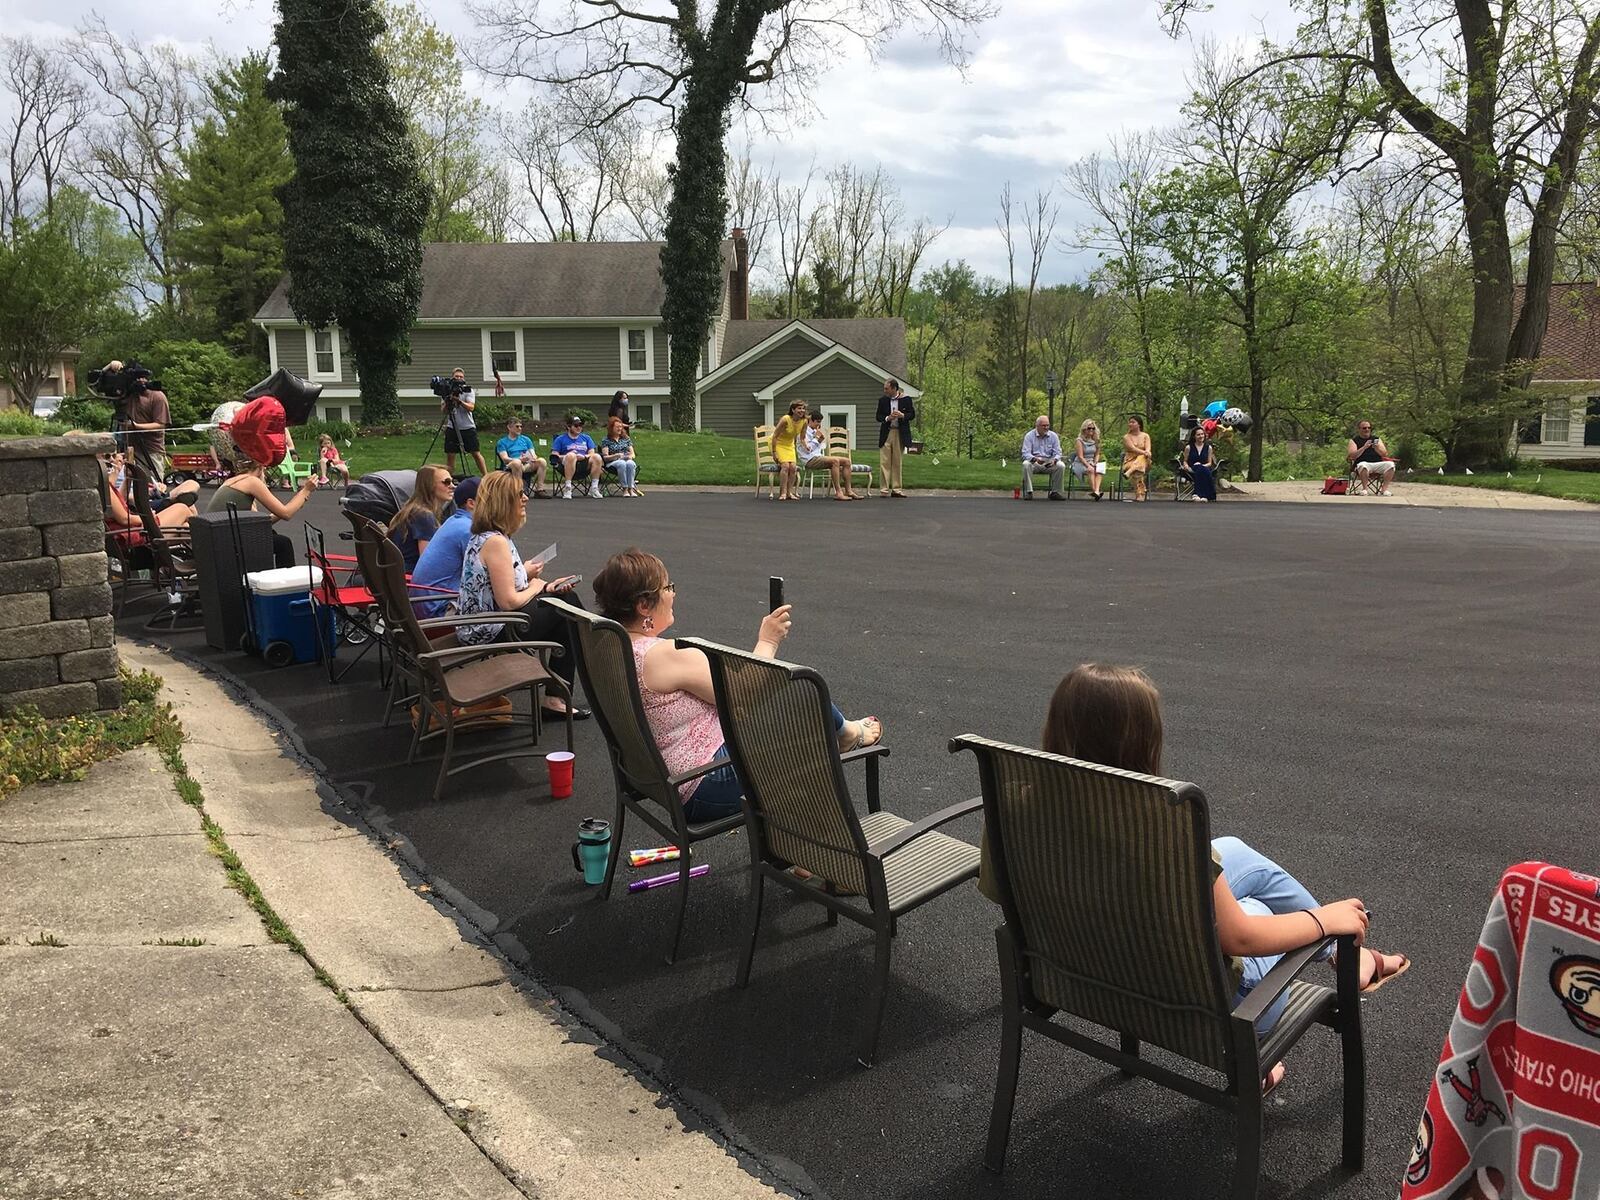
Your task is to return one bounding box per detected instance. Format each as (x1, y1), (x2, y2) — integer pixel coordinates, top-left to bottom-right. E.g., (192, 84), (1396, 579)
(1543, 398), (1571, 444)
(480, 328), (525, 382)
(620, 326), (654, 379)
(824, 409), (852, 448)
(634, 404), (654, 427)
(307, 328), (341, 381)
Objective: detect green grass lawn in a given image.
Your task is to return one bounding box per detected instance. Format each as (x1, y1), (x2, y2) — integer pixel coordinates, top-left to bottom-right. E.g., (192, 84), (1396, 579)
(228, 428), (1035, 491)
(1408, 467), (1600, 504)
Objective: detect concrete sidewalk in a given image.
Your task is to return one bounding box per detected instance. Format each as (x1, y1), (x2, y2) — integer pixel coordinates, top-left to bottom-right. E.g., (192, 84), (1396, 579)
(0, 645), (784, 1200)
(1227, 478), (1591, 509)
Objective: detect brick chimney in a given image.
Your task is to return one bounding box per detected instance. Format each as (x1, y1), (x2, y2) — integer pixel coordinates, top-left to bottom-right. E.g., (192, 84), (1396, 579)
(729, 227), (749, 321)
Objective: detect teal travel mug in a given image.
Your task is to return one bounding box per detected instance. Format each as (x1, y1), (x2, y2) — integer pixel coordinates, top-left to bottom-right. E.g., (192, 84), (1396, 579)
(570, 817), (612, 886)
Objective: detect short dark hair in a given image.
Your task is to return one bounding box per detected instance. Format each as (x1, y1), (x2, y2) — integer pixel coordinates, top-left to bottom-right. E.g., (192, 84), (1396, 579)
(593, 548), (669, 624)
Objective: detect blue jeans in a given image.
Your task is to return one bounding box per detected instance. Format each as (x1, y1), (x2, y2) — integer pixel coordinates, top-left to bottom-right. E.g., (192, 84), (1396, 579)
(608, 459), (638, 487)
(1213, 836), (1326, 1032)
(682, 704), (845, 823)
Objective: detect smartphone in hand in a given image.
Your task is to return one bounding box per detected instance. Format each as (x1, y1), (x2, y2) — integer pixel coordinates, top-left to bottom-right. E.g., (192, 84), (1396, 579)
(769, 576), (785, 613)
(546, 575), (582, 594)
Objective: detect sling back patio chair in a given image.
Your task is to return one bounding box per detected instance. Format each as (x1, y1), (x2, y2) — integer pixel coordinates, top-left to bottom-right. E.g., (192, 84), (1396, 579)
(345, 511), (461, 709)
(949, 735), (1365, 1200)
(539, 597), (742, 963)
(683, 637), (982, 1066)
(371, 536), (572, 800)
(126, 464), (203, 631)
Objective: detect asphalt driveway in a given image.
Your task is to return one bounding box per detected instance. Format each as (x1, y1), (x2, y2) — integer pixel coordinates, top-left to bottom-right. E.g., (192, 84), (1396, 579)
(129, 488), (1600, 1200)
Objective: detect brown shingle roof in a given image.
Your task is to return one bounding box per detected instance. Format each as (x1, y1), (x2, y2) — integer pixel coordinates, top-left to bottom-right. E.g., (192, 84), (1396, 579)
(719, 318), (908, 377)
(1519, 282), (1600, 382)
(256, 241), (731, 321)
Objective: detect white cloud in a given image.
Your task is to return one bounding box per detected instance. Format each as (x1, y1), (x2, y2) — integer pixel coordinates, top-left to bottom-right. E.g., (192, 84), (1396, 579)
(10, 0), (1299, 283)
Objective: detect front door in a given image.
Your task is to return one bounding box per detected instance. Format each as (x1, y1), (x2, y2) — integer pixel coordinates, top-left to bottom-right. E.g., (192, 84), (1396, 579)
(1586, 396), (1600, 446)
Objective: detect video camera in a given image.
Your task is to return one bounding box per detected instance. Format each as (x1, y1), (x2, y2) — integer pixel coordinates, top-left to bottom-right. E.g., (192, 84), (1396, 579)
(86, 361), (163, 421)
(430, 374), (469, 406)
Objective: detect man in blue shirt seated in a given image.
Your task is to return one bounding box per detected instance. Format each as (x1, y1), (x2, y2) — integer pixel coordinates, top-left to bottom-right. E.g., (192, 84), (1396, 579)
(551, 416), (604, 499)
(1020, 415), (1066, 500)
(495, 416), (548, 498)
(410, 476), (478, 617)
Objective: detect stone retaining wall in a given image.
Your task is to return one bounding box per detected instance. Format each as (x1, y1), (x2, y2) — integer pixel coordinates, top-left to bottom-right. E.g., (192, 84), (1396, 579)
(0, 434), (120, 717)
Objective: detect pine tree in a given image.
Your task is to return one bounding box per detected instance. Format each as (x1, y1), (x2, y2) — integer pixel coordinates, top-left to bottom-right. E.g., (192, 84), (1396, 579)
(172, 54), (291, 357)
(269, 0), (429, 422)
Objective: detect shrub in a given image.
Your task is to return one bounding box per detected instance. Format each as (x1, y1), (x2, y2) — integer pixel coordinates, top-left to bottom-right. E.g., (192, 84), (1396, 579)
(0, 410), (55, 437)
(144, 339), (267, 427)
(297, 418), (357, 445)
(51, 394), (116, 432)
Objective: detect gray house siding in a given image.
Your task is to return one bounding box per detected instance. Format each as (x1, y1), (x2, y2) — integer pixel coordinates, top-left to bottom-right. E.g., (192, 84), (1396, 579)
(399, 328), (483, 388)
(698, 333), (828, 437)
(273, 328), (308, 378)
(771, 358), (881, 447)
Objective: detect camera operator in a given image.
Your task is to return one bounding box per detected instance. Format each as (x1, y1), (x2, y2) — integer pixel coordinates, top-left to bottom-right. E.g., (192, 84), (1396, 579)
(96, 359), (170, 487)
(441, 367), (487, 478)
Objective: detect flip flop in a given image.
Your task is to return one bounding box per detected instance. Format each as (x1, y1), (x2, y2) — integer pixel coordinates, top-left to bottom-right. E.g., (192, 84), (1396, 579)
(1360, 949), (1411, 994)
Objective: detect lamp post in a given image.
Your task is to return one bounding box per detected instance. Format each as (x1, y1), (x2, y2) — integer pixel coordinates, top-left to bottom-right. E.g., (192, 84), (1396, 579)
(1045, 369), (1058, 429)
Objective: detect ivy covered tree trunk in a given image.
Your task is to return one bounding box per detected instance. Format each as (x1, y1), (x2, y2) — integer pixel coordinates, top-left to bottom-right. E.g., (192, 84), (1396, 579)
(660, 0), (768, 433)
(269, 0), (428, 424)
(1449, 179), (1518, 469)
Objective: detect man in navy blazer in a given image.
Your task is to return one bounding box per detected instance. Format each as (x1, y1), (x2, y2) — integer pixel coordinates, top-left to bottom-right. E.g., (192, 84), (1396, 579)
(875, 378), (914, 498)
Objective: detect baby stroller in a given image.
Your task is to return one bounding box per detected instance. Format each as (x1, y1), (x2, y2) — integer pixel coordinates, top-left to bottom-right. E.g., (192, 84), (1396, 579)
(342, 469), (420, 527)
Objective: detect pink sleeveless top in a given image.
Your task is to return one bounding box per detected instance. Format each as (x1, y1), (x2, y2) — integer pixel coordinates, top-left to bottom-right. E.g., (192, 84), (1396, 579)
(631, 636), (725, 800)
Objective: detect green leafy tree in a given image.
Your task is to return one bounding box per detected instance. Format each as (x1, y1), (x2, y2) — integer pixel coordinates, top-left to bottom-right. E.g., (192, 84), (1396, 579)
(0, 189), (134, 412)
(472, 0), (995, 432)
(270, 0), (430, 423)
(144, 339), (267, 428)
(172, 54), (292, 356)
(378, 1), (499, 242)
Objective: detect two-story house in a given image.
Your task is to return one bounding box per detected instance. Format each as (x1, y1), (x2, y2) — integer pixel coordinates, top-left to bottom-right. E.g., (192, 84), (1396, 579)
(1518, 282), (1600, 461)
(253, 231), (916, 448)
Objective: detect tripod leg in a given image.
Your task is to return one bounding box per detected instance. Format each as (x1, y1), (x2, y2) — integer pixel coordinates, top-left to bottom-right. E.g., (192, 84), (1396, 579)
(419, 416), (449, 471)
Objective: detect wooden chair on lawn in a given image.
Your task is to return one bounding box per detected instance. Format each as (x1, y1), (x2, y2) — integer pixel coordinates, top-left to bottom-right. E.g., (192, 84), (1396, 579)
(539, 597), (740, 963)
(372, 536), (572, 800)
(753, 424), (781, 498)
(829, 426), (875, 497)
(683, 637), (982, 1066)
(949, 735), (1365, 1200)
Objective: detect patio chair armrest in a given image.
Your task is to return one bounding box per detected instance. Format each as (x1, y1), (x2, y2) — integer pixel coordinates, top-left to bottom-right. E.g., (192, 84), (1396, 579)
(415, 611), (532, 632)
(666, 756), (731, 787)
(865, 795), (983, 858)
(418, 639), (564, 667)
(406, 583), (458, 596)
(841, 742), (890, 811)
(839, 744), (891, 767)
(1230, 933), (1344, 1025)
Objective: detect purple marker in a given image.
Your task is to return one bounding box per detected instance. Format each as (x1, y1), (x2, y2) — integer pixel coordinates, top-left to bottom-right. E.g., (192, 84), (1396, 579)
(628, 864), (710, 893)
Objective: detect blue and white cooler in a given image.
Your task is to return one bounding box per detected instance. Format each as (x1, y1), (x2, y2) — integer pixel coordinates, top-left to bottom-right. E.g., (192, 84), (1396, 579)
(244, 565), (331, 668)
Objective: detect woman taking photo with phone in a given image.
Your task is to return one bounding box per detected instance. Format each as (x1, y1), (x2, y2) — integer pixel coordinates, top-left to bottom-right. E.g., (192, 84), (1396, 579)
(455, 471), (589, 719)
(592, 549), (882, 821)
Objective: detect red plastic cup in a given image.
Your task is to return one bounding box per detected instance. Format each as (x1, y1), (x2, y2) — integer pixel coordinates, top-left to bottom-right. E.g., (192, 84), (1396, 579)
(546, 751), (575, 798)
(1013, 487), (1021, 499)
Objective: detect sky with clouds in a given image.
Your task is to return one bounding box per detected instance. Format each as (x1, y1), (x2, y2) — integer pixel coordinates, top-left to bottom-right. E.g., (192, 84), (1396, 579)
(12, 0), (1296, 284)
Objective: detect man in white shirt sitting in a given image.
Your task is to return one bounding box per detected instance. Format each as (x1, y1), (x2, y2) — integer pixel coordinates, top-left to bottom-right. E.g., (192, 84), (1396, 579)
(1020, 415), (1066, 500)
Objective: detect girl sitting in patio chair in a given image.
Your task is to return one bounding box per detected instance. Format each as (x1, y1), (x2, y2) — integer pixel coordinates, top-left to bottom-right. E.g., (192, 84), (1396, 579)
(983, 664), (1409, 1092)
(592, 548), (882, 822)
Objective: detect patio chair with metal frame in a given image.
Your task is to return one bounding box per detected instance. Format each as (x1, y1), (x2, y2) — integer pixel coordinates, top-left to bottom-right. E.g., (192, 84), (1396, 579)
(538, 597), (742, 964)
(126, 464), (203, 631)
(949, 735), (1364, 1200)
(683, 636), (982, 1066)
(372, 536), (572, 800)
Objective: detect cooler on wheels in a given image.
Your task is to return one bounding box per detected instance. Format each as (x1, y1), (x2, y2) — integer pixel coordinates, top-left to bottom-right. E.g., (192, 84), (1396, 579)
(244, 566), (332, 668)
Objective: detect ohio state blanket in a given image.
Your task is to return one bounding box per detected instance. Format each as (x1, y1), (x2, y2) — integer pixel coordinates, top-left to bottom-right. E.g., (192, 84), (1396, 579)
(1403, 862), (1600, 1200)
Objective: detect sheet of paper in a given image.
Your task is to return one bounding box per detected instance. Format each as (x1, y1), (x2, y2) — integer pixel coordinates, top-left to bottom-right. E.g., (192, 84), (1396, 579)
(531, 542), (557, 567)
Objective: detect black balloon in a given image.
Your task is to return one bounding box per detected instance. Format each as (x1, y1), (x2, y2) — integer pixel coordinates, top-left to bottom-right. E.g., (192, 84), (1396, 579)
(244, 368), (323, 425)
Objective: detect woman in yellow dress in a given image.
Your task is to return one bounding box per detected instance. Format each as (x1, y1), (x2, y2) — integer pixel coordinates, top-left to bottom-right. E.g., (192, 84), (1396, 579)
(1121, 415), (1154, 501)
(770, 399), (807, 501)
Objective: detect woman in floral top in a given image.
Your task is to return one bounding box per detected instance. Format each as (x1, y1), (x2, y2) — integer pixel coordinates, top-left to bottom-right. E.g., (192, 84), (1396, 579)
(455, 471), (589, 719)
